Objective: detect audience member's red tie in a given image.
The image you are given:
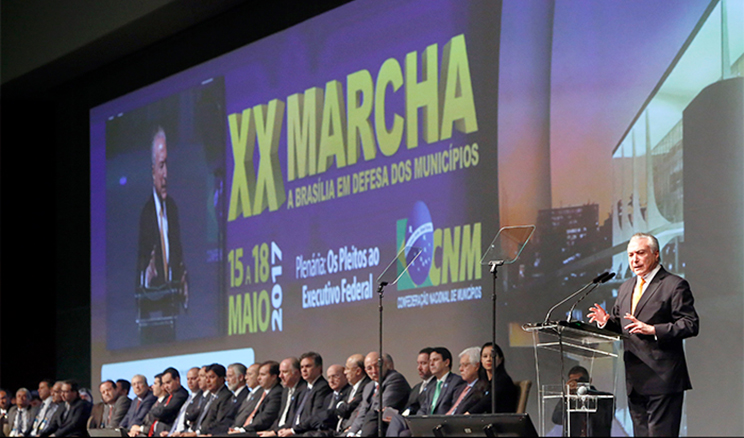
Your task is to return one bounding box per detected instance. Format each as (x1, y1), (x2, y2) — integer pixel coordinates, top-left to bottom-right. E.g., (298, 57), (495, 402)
(149, 395), (172, 436)
(446, 385), (471, 415)
(244, 391), (267, 426)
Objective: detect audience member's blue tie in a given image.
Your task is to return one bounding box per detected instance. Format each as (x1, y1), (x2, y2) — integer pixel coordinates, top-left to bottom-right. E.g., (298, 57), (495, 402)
(294, 388), (312, 425)
(195, 394), (216, 432)
(328, 391), (340, 409)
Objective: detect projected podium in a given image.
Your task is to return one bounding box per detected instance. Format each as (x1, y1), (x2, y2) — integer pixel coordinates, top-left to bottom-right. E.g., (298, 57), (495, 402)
(135, 282), (185, 344)
(522, 321), (621, 436)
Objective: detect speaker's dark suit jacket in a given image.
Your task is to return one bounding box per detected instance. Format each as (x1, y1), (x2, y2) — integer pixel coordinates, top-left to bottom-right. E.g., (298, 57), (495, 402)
(136, 194), (185, 287)
(199, 385), (236, 435)
(605, 267), (699, 395)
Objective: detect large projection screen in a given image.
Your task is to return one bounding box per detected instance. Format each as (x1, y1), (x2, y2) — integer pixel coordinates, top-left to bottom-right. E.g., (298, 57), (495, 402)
(90, 0), (744, 435)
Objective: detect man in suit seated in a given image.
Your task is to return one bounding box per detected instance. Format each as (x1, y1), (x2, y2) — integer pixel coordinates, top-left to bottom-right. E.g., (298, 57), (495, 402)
(129, 373), (166, 436)
(257, 357), (307, 437)
(6, 388), (34, 436)
(29, 379), (57, 437)
(0, 388), (8, 436)
(400, 348), (434, 417)
(385, 347), (465, 436)
(228, 363), (250, 408)
(551, 366), (613, 437)
(448, 347), (489, 415)
(308, 364), (352, 435)
(246, 364), (261, 393)
(186, 363), (236, 436)
(120, 375), (158, 432)
(334, 354), (370, 436)
(31, 381), (64, 437)
(117, 380), (132, 401)
(346, 351), (410, 437)
(417, 347), (464, 416)
(230, 361), (283, 435)
(276, 352), (332, 437)
(230, 363), (264, 430)
(161, 367), (202, 436)
(89, 379), (131, 429)
(180, 366), (210, 434)
(139, 367), (189, 436)
(40, 380), (92, 437)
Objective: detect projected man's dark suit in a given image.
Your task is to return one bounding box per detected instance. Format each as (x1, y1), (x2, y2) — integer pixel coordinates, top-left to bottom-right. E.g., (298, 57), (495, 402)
(137, 194), (185, 288)
(135, 187), (187, 343)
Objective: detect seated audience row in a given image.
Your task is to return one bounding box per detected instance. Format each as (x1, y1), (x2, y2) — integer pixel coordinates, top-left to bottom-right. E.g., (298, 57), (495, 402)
(0, 342), (518, 437)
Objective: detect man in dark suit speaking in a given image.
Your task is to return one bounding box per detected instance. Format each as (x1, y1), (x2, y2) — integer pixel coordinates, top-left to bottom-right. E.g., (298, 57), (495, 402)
(136, 126), (188, 301)
(588, 232), (699, 437)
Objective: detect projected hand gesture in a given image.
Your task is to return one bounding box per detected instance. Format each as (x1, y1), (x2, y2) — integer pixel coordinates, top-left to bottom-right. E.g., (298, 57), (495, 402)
(180, 268), (189, 309)
(146, 245), (158, 285)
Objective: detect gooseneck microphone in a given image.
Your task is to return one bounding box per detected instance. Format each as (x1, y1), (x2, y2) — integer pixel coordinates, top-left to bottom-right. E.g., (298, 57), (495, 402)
(543, 272), (614, 325)
(567, 272), (616, 322)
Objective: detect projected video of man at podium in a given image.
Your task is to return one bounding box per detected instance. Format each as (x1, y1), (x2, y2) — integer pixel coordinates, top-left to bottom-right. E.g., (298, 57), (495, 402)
(135, 126), (189, 344)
